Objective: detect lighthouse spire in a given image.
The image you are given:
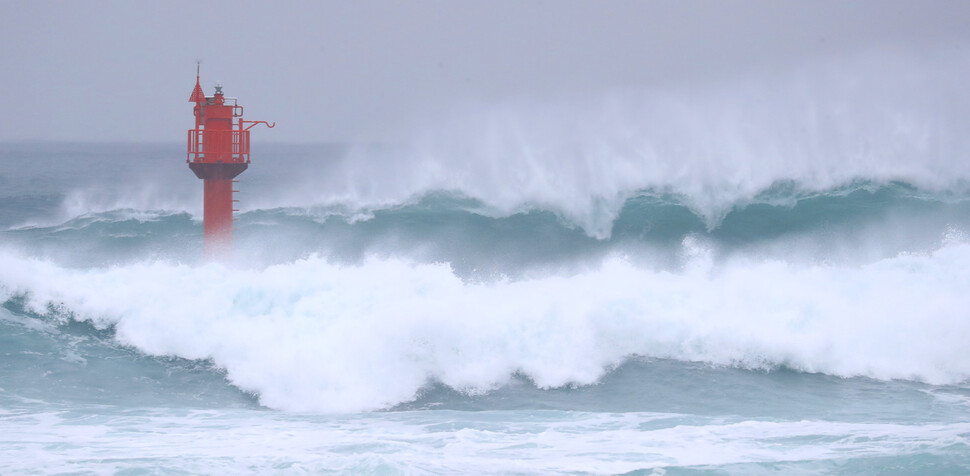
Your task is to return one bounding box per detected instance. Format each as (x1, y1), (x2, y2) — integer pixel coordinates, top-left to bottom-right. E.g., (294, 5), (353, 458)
(189, 62), (205, 103)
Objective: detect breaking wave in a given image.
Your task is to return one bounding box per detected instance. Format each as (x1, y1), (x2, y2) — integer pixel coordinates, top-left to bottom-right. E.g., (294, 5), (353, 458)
(2, 233), (970, 412)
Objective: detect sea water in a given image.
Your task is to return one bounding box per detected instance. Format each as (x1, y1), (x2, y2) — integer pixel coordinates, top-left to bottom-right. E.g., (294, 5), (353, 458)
(3, 61), (970, 473)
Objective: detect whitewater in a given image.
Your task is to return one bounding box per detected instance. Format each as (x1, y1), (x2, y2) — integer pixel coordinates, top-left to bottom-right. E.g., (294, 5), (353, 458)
(3, 50), (970, 473)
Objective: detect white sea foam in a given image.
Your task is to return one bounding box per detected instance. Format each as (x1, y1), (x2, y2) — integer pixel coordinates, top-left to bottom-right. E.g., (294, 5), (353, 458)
(2, 235), (970, 412)
(1, 409), (967, 473)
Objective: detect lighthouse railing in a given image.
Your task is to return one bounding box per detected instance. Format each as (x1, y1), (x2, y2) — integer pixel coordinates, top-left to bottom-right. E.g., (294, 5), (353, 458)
(233, 130), (250, 163)
(187, 129), (202, 162)
(187, 129), (250, 163)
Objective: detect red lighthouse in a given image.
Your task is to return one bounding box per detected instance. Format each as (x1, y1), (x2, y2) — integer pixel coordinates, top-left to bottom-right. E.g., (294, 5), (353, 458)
(188, 69), (273, 259)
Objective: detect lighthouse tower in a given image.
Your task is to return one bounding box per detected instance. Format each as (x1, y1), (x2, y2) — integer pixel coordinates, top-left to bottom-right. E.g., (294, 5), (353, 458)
(187, 69), (273, 259)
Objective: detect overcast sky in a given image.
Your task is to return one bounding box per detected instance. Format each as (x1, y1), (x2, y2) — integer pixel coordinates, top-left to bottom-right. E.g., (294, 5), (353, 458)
(1, 1), (968, 143)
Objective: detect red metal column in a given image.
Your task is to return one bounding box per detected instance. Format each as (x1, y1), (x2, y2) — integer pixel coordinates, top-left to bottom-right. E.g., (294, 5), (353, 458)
(203, 177), (232, 254)
(189, 162), (247, 258)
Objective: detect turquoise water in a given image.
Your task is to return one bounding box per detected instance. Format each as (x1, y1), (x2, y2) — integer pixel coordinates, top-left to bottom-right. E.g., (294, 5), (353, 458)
(2, 143), (970, 473)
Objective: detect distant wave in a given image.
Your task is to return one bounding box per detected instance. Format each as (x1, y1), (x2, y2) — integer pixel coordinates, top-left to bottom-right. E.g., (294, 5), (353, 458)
(11, 180), (970, 245)
(17, 179), (968, 227)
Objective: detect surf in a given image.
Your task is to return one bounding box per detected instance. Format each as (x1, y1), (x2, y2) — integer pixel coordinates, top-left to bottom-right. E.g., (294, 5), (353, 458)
(3, 232), (970, 412)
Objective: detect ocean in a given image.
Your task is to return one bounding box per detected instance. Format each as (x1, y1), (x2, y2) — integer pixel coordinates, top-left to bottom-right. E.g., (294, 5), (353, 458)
(2, 127), (970, 473)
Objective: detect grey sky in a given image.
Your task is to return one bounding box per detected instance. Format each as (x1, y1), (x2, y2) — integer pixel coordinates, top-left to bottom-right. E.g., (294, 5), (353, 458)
(1, 0), (968, 143)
